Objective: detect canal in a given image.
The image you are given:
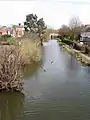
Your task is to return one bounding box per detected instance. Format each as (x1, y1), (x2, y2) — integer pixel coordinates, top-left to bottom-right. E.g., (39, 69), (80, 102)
(0, 40), (90, 120)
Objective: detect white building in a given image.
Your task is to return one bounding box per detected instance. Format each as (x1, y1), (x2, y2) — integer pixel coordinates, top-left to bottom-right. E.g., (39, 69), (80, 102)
(81, 26), (90, 40)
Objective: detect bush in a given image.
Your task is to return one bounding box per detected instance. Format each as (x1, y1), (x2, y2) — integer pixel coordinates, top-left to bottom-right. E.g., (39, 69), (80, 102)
(7, 37), (18, 45)
(63, 38), (73, 45)
(20, 40), (42, 65)
(0, 46), (23, 92)
(57, 39), (63, 45)
(0, 35), (11, 41)
(82, 45), (90, 54)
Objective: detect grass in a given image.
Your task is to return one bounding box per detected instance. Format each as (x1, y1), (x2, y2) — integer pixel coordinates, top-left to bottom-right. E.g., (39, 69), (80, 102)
(57, 39), (64, 45)
(20, 39), (42, 65)
(7, 37), (18, 45)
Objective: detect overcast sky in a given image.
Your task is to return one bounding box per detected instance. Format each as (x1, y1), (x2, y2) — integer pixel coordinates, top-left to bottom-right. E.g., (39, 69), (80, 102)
(0, 0), (90, 29)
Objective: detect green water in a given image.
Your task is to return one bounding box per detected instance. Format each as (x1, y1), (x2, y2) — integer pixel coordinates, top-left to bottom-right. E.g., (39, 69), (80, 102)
(0, 40), (90, 120)
(0, 92), (24, 120)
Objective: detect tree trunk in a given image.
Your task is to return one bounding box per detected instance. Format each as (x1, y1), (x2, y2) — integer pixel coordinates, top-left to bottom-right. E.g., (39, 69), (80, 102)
(40, 39), (43, 46)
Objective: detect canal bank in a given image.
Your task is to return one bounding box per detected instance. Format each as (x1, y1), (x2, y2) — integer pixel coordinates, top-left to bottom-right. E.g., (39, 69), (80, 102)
(58, 41), (90, 66)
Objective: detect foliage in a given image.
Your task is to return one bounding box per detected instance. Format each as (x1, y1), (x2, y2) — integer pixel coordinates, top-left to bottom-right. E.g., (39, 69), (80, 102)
(58, 25), (70, 36)
(0, 35), (11, 41)
(7, 37), (18, 45)
(57, 39), (63, 45)
(24, 14), (38, 32)
(0, 37), (42, 92)
(63, 38), (73, 46)
(23, 32), (40, 41)
(58, 16), (82, 41)
(24, 14), (47, 40)
(20, 40), (41, 65)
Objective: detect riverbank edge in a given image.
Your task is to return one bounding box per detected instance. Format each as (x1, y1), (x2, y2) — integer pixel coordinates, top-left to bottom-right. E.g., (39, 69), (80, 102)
(0, 40), (42, 94)
(58, 41), (90, 66)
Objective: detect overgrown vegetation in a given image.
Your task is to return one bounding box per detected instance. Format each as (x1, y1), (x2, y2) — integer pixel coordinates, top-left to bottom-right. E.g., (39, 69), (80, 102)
(0, 38), (42, 92)
(0, 35), (18, 45)
(0, 13), (48, 93)
(7, 37), (18, 45)
(20, 40), (42, 65)
(0, 35), (11, 41)
(58, 16), (82, 41)
(57, 16), (90, 56)
(58, 37), (90, 56)
(0, 46), (23, 92)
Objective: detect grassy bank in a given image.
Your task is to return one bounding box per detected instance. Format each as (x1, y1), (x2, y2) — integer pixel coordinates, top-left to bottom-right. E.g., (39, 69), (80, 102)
(58, 40), (90, 66)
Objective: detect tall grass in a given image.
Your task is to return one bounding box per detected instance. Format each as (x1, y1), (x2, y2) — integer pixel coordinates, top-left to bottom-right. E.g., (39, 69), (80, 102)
(20, 40), (42, 65)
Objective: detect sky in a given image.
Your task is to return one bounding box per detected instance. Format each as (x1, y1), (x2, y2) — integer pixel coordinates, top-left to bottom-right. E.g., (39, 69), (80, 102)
(0, 0), (90, 29)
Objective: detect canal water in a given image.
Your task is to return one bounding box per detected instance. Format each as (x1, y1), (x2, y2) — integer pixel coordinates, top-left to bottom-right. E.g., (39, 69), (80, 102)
(0, 40), (90, 120)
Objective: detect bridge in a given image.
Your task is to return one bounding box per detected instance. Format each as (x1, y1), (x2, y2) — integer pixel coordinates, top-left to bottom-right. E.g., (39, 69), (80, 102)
(49, 33), (59, 39)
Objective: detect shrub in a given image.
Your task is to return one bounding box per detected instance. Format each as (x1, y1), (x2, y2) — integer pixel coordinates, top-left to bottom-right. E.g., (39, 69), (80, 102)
(82, 45), (90, 54)
(20, 40), (42, 65)
(0, 46), (23, 92)
(0, 35), (11, 41)
(63, 38), (73, 45)
(7, 37), (18, 45)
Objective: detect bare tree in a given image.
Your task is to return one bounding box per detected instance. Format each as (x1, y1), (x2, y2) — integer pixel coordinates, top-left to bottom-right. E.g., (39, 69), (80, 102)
(69, 16), (82, 40)
(69, 16), (81, 29)
(58, 24), (70, 37)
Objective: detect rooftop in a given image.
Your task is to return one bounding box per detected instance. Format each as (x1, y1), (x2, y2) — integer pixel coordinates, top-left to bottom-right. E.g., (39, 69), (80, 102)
(84, 25), (90, 32)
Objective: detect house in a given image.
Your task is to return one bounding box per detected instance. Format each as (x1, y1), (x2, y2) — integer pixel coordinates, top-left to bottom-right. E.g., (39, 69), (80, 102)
(0, 26), (12, 36)
(16, 23), (24, 38)
(80, 25), (90, 45)
(2, 26), (8, 35)
(0, 24), (24, 38)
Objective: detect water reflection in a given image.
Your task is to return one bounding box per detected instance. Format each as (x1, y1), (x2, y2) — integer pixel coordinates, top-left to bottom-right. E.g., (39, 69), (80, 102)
(23, 40), (90, 120)
(84, 67), (90, 74)
(0, 92), (24, 120)
(23, 61), (44, 79)
(23, 47), (44, 80)
(67, 55), (81, 70)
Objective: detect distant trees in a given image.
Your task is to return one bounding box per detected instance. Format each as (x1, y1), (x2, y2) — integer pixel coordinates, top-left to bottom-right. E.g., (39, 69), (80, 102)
(69, 16), (81, 30)
(24, 14), (47, 44)
(58, 25), (70, 37)
(69, 16), (82, 40)
(58, 16), (82, 41)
